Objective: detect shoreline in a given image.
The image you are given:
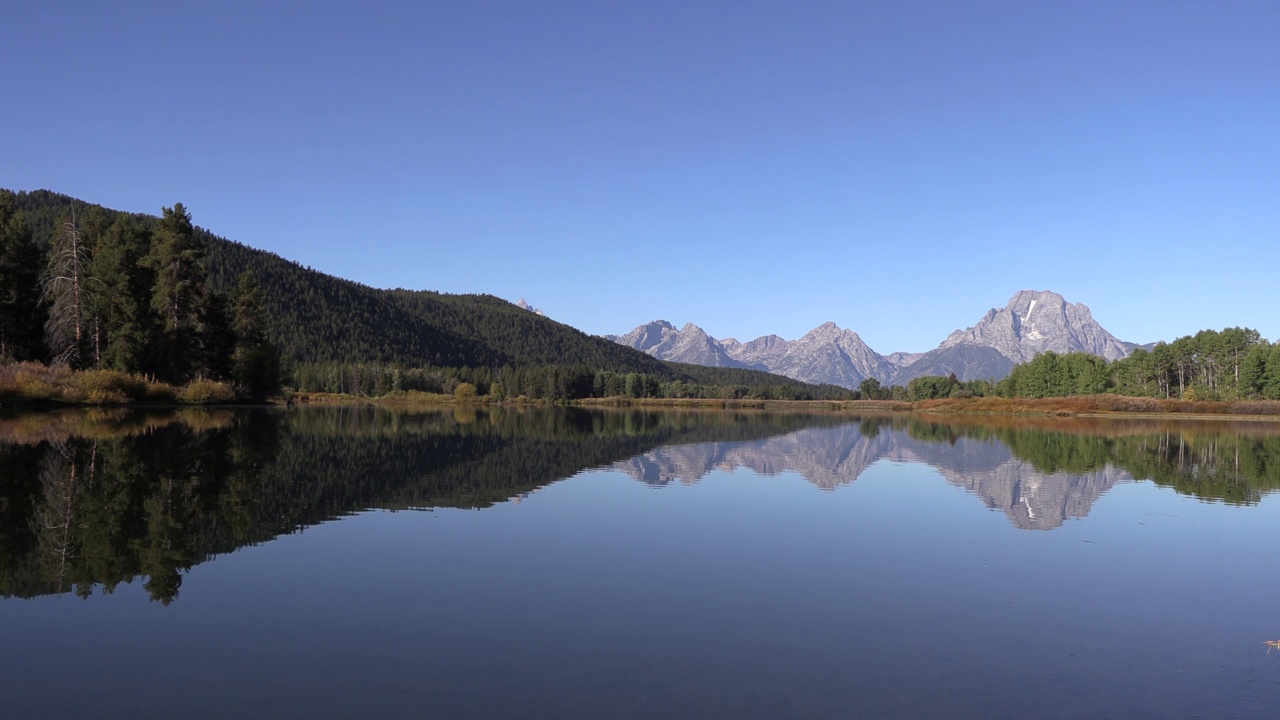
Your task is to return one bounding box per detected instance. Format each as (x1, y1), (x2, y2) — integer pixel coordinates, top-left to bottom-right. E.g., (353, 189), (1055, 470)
(6, 374), (1280, 422)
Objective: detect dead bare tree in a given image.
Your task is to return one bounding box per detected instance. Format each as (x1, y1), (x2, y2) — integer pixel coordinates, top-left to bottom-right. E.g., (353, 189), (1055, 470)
(41, 211), (95, 366)
(33, 443), (81, 593)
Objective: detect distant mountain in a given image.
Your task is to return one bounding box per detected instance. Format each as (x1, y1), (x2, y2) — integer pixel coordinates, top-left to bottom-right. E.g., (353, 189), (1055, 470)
(890, 290), (1132, 384)
(764, 322), (891, 388)
(722, 334), (791, 369)
(514, 298), (545, 316)
(608, 289), (1136, 388)
(940, 290), (1129, 363)
(611, 320), (890, 386)
(607, 320), (746, 368)
(884, 351), (923, 367)
(888, 345), (1015, 385)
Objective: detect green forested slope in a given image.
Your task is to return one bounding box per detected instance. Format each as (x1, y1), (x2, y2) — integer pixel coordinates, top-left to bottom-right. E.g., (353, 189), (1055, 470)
(7, 190), (838, 395)
(11, 190), (671, 372)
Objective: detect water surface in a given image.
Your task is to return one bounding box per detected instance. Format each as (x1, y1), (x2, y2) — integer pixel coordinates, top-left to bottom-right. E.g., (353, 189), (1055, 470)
(2, 407), (1279, 718)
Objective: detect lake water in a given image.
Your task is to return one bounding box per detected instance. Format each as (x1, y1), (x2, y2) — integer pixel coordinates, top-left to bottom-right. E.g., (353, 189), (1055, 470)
(3, 406), (1280, 719)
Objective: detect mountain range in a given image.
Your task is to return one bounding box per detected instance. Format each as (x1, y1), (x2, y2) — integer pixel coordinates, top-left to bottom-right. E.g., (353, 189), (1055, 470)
(607, 289), (1144, 388)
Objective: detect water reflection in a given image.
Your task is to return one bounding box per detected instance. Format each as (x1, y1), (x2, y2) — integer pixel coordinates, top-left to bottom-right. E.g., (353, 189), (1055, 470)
(618, 420), (1130, 530)
(619, 415), (1280, 528)
(2, 407), (1279, 602)
(0, 407), (832, 602)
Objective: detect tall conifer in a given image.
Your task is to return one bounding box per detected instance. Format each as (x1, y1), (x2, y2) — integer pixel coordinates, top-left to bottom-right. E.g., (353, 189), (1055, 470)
(145, 203), (206, 381)
(0, 191), (46, 361)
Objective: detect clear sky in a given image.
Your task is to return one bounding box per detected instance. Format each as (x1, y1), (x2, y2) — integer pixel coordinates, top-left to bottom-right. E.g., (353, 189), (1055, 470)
(4, 1), (1277, 353)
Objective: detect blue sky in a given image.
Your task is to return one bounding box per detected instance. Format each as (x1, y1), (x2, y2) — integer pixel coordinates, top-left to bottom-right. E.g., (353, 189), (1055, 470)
(4, 1), (1277, 352)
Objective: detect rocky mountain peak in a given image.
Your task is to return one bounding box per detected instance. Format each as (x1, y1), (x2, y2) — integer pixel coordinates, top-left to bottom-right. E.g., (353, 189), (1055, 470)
(609, 320), (744, 368)
(514, 298), (546, 316)
(680, 322), (709, 336)
(608, 290), (1135, 389)
(938, 289), (1128, 364)
(770, 322), (890, 388)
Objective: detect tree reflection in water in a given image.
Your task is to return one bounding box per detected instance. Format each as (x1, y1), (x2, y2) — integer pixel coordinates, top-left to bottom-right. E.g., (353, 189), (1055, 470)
(2, 407), (1279, 602)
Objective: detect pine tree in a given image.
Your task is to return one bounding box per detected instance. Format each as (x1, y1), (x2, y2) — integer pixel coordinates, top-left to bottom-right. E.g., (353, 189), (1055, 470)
(231, 271), (281, 399)
(197, 287), (235, 380)
(0, 191), (46, 361)
(145, 203), (207, 381)
(87, 215), (153, 371)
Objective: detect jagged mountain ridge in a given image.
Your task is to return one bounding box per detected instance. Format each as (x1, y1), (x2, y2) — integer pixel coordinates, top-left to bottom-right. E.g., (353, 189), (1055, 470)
(609, 290), (1139, 388)
(606, 320), (745, 368)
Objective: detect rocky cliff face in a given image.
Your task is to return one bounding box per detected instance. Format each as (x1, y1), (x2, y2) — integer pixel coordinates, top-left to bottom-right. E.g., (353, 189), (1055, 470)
(607, 290), (1135, 388)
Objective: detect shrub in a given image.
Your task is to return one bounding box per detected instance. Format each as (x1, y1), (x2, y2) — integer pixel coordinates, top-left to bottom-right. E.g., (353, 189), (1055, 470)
(72, 370), (150, 404)
(178, 379), (237, 404)
(453, 382), (478, 402)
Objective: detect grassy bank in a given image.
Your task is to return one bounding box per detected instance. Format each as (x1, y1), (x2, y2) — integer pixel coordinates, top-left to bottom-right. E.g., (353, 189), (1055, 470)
(0, 361), (239, 407)
(9, 362), (1279, 420)
(915, 394), (1280, 419)
(572, 397), (912, 412)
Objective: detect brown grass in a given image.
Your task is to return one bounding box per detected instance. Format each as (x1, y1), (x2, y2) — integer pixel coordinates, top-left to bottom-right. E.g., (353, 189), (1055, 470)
(0, 361), (175, 406)
(914, 394), (1280, 419)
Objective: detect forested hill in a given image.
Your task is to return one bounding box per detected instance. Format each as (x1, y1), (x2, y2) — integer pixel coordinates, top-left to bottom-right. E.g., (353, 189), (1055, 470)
(10, 190), (670, 370)
(8, 190), (836, 395)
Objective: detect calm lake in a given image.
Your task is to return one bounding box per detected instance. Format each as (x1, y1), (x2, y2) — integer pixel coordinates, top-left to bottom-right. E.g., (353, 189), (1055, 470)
(3, 406), (1280, 719)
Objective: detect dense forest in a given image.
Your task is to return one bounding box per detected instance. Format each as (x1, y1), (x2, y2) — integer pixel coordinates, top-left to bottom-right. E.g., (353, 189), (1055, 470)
(0, 189), (850, 402)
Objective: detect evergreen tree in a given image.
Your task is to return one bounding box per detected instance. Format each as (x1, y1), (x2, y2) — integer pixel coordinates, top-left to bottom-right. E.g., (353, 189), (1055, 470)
(231, 271), (281, 400)
(86, 215), (153, 371)
(0, 191), (46, 361)
(145, 203), (206, 381)
(197, 287), (235, 380)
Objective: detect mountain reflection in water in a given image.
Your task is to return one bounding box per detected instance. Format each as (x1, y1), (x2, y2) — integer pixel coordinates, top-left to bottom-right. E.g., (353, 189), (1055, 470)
(617, 420), (1134, 530)
(2, 407), (1279, 602)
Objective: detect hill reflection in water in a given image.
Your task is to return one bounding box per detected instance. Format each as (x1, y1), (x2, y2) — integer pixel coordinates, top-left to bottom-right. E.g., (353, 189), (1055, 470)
(2, 407), (1279, 602)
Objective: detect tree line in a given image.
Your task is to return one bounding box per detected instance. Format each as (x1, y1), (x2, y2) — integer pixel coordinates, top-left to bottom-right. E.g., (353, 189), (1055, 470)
(0, 190), (280, 398)
(291, 361), (856, 401)
(898, 327), (1280, 402)
(999, 328), (1280, 401)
